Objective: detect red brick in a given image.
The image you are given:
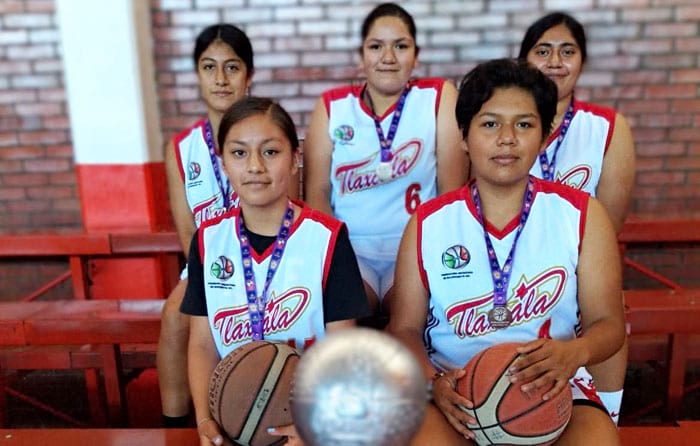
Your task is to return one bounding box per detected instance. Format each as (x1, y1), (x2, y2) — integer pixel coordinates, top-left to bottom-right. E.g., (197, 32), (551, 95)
(631, 128), (666, 142)
(0, 145), (44, 159)
(3, 172), (48, 186)
(645, 23), (698, 37)
(22, 158), (70, 173)
(25, 0), (54, 13)
(38, 88), (66, 102)
(636, 142), (686, 157)
(671, 69), (700, 83)
(0, 187), (26, 200)
(645, 84), (696, 99)
(637, 170), (686, 185)
(669, 129), (700, 142)
(592, 85), (643, 100)
(18, 130), (68, 145)
(170, 10), (219, 26)
(690, 144), (700, 156)
(0, 132), (19, 146)
(672, 99), (700, 113)
(0, 0), (24, 13)
(634, 157), (663, 172)
(639, 114), (693, 128)
(618, 99), (669, 114)
(7, 199), (51, 212)
(666, 157), (700, 170)
(0, 90), (37, 104)
(676, 37), (700, 52)
(49, 172), (78, 186)
(615, 70), (667, 84)
(643, 54), (696, 69)
(43, 116), (70, 130)
(0, 160), (23, 173)
(27, 185), (72, 199)
(620, 39), (672, 54)
(15, 102), (62, 116)
(45, 144), (73, 158)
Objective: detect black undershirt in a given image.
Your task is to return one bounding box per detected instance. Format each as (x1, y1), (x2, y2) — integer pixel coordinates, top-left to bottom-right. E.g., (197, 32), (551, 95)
(180, 224), (369, 323)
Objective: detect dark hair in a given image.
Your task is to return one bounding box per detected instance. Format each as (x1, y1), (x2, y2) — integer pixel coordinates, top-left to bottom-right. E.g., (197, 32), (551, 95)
(518, 12), (587, 64)
(193, 24), (254, 75)
(218, 96), (299, 154)
(360, 2), (419, 53)
(456, 58), (558, 141)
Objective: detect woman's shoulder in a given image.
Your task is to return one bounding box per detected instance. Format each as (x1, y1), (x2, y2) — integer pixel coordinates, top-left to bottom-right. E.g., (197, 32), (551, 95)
(296, 200), (345, 232)
(574, 99), (616, 121)
(173, 117), (208, 146)
(321, 84), (362, 102)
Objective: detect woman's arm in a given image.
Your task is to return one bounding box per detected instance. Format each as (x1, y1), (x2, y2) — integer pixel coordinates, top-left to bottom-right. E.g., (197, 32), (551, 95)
(303, 97), (335, 217)
(165, 139), (197, 254)
(510, 198), (626, 399)
(435, 80), (470, 194)
(387, 214), (476, 438)
(596, 112), (636, 234)
(189, 315), (224, 446)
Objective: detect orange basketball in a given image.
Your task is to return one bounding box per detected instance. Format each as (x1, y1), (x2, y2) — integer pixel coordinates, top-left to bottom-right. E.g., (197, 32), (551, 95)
(456, 342), (572, 446)
(209, 341), (300, 446)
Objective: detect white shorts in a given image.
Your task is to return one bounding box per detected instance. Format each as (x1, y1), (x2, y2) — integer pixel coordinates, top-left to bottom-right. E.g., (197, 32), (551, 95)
(350, 234), (401, 300)
(570, 367), (607, 415)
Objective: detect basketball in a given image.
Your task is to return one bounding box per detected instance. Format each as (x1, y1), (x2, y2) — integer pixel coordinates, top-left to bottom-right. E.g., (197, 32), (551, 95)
(456, 342), (572, 446)
(209, 341), (300, 446)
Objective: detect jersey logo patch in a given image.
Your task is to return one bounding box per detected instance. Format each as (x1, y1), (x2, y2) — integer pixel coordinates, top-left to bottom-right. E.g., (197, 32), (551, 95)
(333, 125), (355, 143)
(442, 245), (470, 269)
(210, 255), (234, 280)
(188, 162), (201, 180)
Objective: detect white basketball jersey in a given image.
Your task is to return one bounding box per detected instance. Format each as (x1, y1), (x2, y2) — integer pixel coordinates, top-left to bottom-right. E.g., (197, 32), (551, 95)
(324, 78), (443, 259)
(417, 178), (588, 371)
(174, 118), (238, 228)
(198, 202), (340, 358)
(529, 100), (616, 196)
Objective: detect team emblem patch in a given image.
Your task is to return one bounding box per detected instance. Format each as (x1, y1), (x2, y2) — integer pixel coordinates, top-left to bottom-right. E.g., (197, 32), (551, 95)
(211, 255), (234, 280)
(442, 245), (470, 269)
(188, 162), (201, 180)
(333, 125), (354, 142)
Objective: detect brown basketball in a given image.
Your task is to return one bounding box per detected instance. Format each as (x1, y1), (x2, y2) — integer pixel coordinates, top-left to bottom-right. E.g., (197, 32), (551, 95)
(209, 341), (300, 446)
(456, 342), (572, 446)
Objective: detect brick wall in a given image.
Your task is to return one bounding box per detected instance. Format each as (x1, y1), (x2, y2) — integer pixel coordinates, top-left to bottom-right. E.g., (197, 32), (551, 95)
(0, 0), (81, 232)
(151, 0), (700, 217)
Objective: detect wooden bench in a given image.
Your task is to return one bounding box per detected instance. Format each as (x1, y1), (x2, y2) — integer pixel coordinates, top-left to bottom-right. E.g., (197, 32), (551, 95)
(0, 299), (163, 427)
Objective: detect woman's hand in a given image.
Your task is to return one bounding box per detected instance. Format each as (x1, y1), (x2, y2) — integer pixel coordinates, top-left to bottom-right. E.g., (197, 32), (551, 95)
(268, 423), (305, 445)
(431, 368), (477, 441)
(197, 417), (226, 446)
(508, 338), (582, 401)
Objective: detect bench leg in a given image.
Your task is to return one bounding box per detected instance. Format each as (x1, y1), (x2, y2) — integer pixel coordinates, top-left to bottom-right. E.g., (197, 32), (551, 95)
(665, 333), (689, 421)
(98, 344), (127, 427)
(84, 368), (106, 427)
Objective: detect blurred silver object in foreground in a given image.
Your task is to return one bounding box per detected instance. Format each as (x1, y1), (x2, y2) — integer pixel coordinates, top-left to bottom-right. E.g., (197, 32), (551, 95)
(292, 327), (427, 446)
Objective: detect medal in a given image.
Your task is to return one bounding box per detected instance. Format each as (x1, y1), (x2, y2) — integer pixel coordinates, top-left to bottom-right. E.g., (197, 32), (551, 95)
(365, 85), (409, 183)
(376, 161), (393, 180)
(471, 178), (535, 330)
(488, 306), (513, 329)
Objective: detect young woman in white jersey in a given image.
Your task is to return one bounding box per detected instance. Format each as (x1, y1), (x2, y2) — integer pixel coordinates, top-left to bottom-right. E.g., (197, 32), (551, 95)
(181, 97), (369, 446)
(388, 59), (624, 445)
(520, 12), (636, 423)
(304, 2), (469, 317)
(157, 24), (256, 427)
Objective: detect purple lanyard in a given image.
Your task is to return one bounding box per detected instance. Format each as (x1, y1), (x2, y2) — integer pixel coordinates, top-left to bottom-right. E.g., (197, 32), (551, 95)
(238, 202), (294, 341)
(365, 85), (410, 163)
(204, 119), (231, 210)
(538, 98), (575, 182)
(471, 177), (535, 329)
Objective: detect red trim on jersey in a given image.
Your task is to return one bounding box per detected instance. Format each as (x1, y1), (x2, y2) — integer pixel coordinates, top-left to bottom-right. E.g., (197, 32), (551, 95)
(299, 203), (345, 292)
(173, 118), (207, 182)
(543, 98), (616, 154)
(415, 185), (470, 291)
(321, 78), (446, 121)
(532, 177), (590, 254)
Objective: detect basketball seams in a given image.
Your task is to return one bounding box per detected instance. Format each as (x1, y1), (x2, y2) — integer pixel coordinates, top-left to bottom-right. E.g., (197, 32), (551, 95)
(236, 343), (297, 445)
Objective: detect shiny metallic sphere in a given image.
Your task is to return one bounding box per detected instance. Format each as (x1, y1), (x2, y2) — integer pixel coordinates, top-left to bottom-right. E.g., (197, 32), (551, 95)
(292, 328), (427, 446)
